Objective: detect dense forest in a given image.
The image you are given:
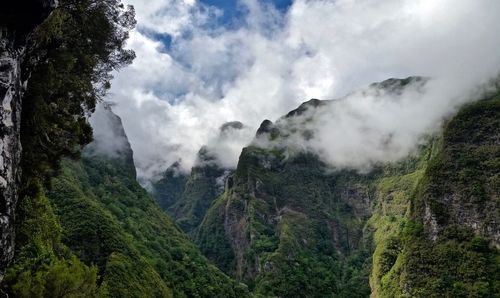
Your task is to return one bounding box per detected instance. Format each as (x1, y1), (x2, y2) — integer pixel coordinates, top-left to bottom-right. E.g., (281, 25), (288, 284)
(0, 0), (499, 297)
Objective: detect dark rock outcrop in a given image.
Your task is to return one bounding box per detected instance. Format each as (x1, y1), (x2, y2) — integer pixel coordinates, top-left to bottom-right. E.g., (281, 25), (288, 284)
(255, 119), (275, 136)
(284, 98), (325, 118)
(0, 0), (57, 278)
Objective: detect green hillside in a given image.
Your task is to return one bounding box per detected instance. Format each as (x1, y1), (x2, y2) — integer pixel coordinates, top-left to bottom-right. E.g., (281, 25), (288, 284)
(154, 148), (228, 234)
(193, 85), (500, 297)
(3, 108), (248, 297)
(374, 93), (500, 297)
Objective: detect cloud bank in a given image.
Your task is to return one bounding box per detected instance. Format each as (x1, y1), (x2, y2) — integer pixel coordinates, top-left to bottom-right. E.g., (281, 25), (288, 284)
(105, 0), (500, 180)
(254, 76), (498, 171)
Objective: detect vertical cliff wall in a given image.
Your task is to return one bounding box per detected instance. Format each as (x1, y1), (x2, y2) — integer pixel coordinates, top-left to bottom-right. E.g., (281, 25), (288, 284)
(0, 0), (57, 278)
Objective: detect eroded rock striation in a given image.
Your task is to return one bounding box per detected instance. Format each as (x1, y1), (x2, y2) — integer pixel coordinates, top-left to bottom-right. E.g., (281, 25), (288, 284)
(0, 0), (57, 277)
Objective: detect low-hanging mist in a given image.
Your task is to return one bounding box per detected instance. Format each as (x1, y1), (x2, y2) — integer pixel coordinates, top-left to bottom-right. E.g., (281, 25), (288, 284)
(102, 0), (500, 181)
(254, 76), (498, 171)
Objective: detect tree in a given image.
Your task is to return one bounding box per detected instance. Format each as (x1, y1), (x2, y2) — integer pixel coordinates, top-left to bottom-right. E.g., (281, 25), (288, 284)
(21, 0), (136, 182)
(3, 0), (135, 296)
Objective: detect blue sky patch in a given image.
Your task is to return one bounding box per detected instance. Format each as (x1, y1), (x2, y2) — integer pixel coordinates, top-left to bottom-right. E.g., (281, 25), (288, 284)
(141, 0), (294, 57)
(200, 0), (293, 27)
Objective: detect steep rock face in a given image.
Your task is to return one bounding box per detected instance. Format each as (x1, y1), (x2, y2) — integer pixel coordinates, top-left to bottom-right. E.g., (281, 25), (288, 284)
(197, 142), (394, 297)
(153, 162), (188, 210)
(366, 142), (438, 297)
(392, 95), (499, 297)
(0, 0), (56, 277)
(153, 121), (244, 234)
(86, 103), (137, 177)
(368, 94), (500, 297)
(196, 96), (390, 296)
(418, 96), (500, 245)
(194, 80), (416, 296)
(154, 147), (230, 233)
(195, 79), (499, 297)
(0, 35), (23, 276)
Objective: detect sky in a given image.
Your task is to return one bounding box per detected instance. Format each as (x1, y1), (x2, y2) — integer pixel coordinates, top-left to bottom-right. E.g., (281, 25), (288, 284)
(200, 0), (292, 25)
(103, 0), (500, 182)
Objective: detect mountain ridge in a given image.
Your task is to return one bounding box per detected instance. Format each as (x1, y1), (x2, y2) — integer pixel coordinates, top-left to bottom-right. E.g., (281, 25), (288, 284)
(155, 78), (500, 297)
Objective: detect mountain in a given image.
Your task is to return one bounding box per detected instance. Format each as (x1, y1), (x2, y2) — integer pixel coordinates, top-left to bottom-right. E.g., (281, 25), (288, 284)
(153, 162), (188, 211)
(48, 106), (248, 297)
(2, 1), (136, 294)
(197, 147), (376, 296)
(153, 122), (244, 234)
(3, 106), (248, 297)
(1, 2), (248, 296)
(157, 78), (499, 297)
(2, 6), (498, 293)
(153, 147), (228, 234)
(378, 94), (500, 297)
(1, 1), (498, 297)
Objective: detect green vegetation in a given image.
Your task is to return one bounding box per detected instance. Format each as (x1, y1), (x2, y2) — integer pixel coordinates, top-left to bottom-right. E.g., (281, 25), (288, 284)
(372, 94), (500, 297)
(394, 227), (499, 297)
(196, 92), (499, 297)
(398, 95), (499, 297)
(21, 0), (135, 182)
(5, 102), (250, 297)
(198, 147), (374, 297)
(153, 163), (187, 211)
(3, 0), (134, 295)
(45, 148), (248, 297)
(3, 0), (247, 296)
(4, 15), (497, 296)
(196, 192), (236, 274)
(367, 140), (439, 296)
(3, 181), (98, 297)
(156, 163), (226, 234)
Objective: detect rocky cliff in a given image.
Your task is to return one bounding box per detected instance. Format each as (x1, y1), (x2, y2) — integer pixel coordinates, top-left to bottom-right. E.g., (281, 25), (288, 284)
(196, 146), (377, 296)
(153, 122), (244, 234)
(171, 78), (499, 297)
(0, 0), (57, 278)
(382, 93), (500, 297)
(140, 74), (500, 297)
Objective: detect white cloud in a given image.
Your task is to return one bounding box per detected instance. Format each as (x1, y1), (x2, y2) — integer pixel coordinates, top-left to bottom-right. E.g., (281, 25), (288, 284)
(105, 0), (500, 181)
(87, 104), (132, 158)
(127, 0), (207, 36)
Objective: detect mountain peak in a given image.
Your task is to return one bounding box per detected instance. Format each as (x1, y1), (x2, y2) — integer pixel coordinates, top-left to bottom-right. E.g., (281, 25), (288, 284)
(256, 119), (275, 136)
(85, 103), (136, 176)
(285, 98), (326, 118)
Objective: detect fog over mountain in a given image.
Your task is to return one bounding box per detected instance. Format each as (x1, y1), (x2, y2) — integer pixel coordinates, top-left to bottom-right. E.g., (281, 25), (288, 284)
(253, 76), (498, 171)
(104, 0), (500, 180)
(2, 1), (499, 296)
